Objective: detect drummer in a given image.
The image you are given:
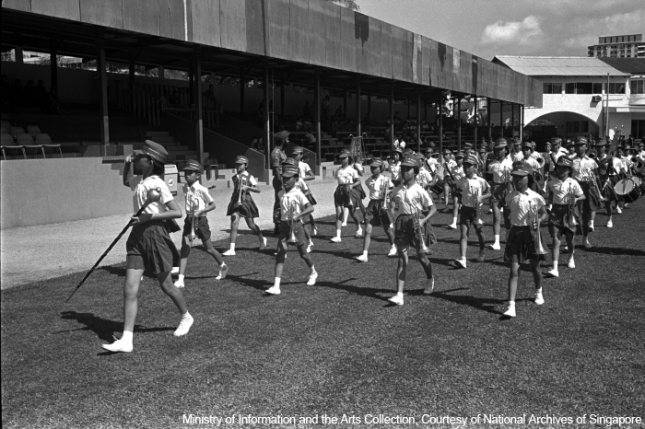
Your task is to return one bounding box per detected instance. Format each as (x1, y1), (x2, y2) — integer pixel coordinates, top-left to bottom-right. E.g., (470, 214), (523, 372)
(571, 137), (600, 248)
(595, 139), (622, 227)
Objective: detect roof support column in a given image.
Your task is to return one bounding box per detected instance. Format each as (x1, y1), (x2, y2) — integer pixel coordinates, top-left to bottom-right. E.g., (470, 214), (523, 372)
(457, 97), (462, 151)
(512, 104), (516, 140)
(367, 87), (372, 115)
(487, 98), (492, 142)
(416, 92), (421, 152)
(439, 97), (443, 157)
(194, 51), (204, 166)
(473, 95), (478, 151)
(499, 101), (504, 139)
(389, 82), (394, 147)
(97, 36), (109, 155)
(356, 76), (361, 137)
(280, 75), (285, 119)
(315, 70), (321, 166)
(264, 64), (271, 173)
(520, 105), (524, 142)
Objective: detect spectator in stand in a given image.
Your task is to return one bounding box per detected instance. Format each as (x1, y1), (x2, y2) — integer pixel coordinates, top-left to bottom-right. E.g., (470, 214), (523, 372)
(23, 80), (36, 107)
(303, 101), (312, 122)
(10, 79), (23, 107)
(295, 118), (304, 131)
(170, 89), (180, 105)
(321, 95), (330, 120)
(393, 111), (401, 129)
(202, 84), (218, 109)
(1, 75), (11, 112)
(335, 106), (344, 121)
(159, 90), (169, 107)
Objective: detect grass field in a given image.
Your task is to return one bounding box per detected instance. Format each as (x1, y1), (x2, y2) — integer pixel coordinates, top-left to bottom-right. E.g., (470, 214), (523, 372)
(2, 200), (644, 429)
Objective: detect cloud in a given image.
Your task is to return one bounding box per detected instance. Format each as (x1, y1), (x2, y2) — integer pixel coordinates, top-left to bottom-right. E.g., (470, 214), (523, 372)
(481, 15), (543, 46)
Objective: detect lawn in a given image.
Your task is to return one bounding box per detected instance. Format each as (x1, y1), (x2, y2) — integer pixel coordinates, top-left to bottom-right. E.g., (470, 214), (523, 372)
(2, 200), (644, 429)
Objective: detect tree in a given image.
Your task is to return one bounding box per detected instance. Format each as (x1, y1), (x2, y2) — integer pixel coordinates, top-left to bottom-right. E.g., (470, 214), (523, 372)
(328, 0), (360, 11)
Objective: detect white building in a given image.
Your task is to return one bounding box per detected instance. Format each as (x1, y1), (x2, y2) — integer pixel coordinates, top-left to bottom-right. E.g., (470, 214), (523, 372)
(588, 34), (644, 59)
(493, 56), (645, 143)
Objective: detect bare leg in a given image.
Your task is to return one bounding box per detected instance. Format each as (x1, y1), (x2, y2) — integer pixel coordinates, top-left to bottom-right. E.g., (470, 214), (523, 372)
(123, 269), (144, 333)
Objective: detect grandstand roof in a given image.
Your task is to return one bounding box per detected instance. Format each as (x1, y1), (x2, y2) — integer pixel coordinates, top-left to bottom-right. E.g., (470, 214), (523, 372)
(493, 56), (629, 77)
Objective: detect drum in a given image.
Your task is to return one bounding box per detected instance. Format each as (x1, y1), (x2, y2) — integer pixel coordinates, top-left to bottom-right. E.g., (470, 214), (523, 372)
(633, 158), (644, 175)
(431, 178), (444, 195)
(632, 176), (645, 195)
(614, 178), (641, 203)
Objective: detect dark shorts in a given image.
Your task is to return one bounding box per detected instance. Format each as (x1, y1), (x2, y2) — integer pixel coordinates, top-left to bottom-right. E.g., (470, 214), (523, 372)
(126, 220), (179, 273)
(183, 215), (211, 241)
(226, 194), (260, 218)
(394, 214), (437, 250)
(278, 219), (308, 248)
(491, 183), (508, 205)
(602, 175), (620, 201)
(334, 185), (363, 209)
(578, 181), (601, 212)
(459, 205), (480, 227)
(504, 225), (545, 264)
(548, 203), (576, 234)
(364, 199), (392, 227)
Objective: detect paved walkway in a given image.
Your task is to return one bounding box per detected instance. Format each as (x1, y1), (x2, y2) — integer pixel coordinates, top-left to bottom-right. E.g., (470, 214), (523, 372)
(1, 171), (346, 290)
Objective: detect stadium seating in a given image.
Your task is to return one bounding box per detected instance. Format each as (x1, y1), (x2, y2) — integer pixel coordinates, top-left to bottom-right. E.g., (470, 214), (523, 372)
(16, 133), (45, 158)
(1, 132), (27, 159)
(36, 133), (63, 158)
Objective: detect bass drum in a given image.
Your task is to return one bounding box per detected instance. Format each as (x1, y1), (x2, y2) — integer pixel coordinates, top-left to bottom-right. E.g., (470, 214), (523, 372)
(614, 178), (641, 203)
(632, 176), (645, 195)
(430, 178), (444, 196)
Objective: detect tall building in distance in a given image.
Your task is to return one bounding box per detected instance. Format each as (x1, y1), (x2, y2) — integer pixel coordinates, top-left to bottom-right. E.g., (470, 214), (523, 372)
(588, 34), (644, 58)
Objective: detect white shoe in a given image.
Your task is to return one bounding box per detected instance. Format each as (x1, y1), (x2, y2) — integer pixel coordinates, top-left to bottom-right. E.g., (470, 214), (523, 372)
(489, 243), (501, 251)
(534, 291), (545, 306)
(313, 227), (318, 236)
(388, 293), (404, 306)
(588, 223), (595, 232)
(173, 314), (194, 337)
(616, 207), (623, 214)
(306, 243), (313, 253)
(215, 264), (229, 280)
(307, 272), (318, 286)
(607, 219), (613, 228)
(266, 285), (281, 295)
(448, 222), (457, 229)
(487, 208), (493, 214)
(101, 339), (133, 353)
(174, 278), (185, 288)
(503, 302), (516, 318)
(355, 230), (363, 238)
(223, 249), (236, 256)
(423, 278), (435, 295)
(545, 268), (559, 278)
(567, 258), (575, 269)
(341, 221), (348, 227)
(455, 258), (467, 269)
(259, 236), (267, 250)
(170, 267), (180, 275)
(330, 236), (342, 243)
(387, 246), (398, 257)
(356, 254), (368, 262)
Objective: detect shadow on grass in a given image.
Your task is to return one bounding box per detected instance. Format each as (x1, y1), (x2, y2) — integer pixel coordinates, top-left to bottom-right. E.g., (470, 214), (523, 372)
(582, 246), (645, 257)
(312, 249), (364, 261)
(57, 311), (173, 342)
(311, 278), (396, 304)
(221, 274), (268, 291)
(430, 288), (505, 315)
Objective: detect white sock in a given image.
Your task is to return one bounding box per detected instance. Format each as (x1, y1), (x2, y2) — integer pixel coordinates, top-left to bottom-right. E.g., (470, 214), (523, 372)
(181, 311), (192, 320)
(536, 288), (542, 294)
(178, 274), (185, 281)
(494, 234), (500, 244)
(121, 330), (133, 343)
(229, 243), (236, 251)
(309, 239), (314, 245)
(507, 300), (515, 306)
(452, 217), (457, 223)
(357, 226), (362, 233)
(310, 266), (316, 275)
(274, 277), (281, 287)
(362, 250), (368, 256)
(220, 262), (226, 268)
(335, 229), (341, 238)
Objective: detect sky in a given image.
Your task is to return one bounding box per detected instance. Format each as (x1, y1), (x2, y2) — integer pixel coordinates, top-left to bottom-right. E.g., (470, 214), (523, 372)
(358, 0), (645, 60)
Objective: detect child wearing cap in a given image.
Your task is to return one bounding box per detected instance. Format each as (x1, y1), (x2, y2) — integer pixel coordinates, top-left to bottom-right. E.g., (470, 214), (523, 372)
(388, 156), (437, 306)
(502, 165), (548, 318)
(446, 151), (465, 228)
(331, 150), (364, 242)
(223, 155), (267, 256)
(387, 148), (403, 186)
(572, 137), (600, 247)
(282, 157), (315, 253)
(545, 156), (585, 278)
(453, 155), (491, 268)
(265, 164), (317, 295)
(174, 160), (228, 288)
(292, 147), (318, 234)
(102, 141), (193, 353)
(487, 138), (514, 250)
(520, 142), (542, 193)
(355, 158), (397, 262)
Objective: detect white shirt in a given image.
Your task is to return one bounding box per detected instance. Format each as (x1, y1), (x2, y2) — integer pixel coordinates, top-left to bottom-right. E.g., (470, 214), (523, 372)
(278, 187), (310, 221)
(365, 175), (393, 200)
(446, 161), (464, 181)
(505, 188), (546, 227)
(298, 161), (313, 179)
(416, 167), (433, 188)
(295, 177), (310, 193)
(548, 177), (583, 205)
(183, 181), (213, 215)
(233, 170), (258, 188)
(336, 165), (359, 185)
(391, 182), (433, 215)
(512, 151), (524, 162)
(455, 175), (490, 208)
(572, 156), (597, 182)
(488, 157), (514, 184)
(520, 156), (541, 173)
(389, 160), (401, 182)
(426, 157), (439, 175)
(130, 175), (174, 215)
(551, 147), (568, 163)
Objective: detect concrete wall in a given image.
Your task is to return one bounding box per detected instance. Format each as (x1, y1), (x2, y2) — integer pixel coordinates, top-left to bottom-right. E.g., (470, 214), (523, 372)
(0, 158), (134, 228)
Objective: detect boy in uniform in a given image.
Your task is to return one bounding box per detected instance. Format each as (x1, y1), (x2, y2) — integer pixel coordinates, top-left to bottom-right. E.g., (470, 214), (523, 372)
(265, 164), (318, 295)
(292, 146), (318, 236)
(545, 157), (585, 278)
(502, 165), (548, 318)
(355, 158), (397, 262)
(223, 155), (267, 256)
(102, 141), (193, 353)
(388, 156), (437, 306)
(453, 154), (491, 268)
(174, 160), (228, 288)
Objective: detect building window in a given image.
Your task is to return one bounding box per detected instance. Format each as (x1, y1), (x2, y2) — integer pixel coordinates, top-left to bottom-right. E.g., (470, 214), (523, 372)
(631, 80), (644, 94)
(608, 82), (625, 94)
(593, 83), (603, 94)
(543, 83), (562, 94)
(565, 83), (576, 94)
(576, 83), (593, 94)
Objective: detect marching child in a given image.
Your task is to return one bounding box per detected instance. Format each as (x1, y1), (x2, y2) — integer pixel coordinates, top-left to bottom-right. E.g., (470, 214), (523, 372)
(502, 165), (548, 318)
(355, 158), (397, 262)
(331, 150), (363, 242)
(265, 164), (318, 295)
(174, 160), (228, 288)
(545, 156), (585, 278)
(453, 154), (491, 268)
(388, 156), (437, 306)
(223, 155), (267, 256)
(102, 141), (193, 353)
(283, 157), (315, 253)
(292, 146), (318, 236)
(447, 151), (465, 228)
